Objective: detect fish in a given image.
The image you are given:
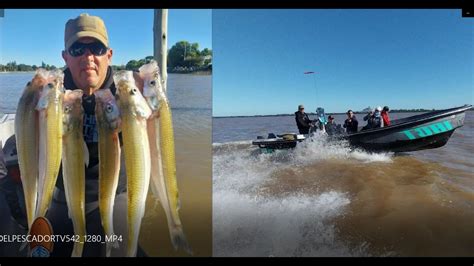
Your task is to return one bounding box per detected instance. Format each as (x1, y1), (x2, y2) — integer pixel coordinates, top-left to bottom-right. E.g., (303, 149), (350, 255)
(95, 88), (121, 257)
(114, 70), (152, 257)
(35, 69), (64, 218)
(14, 69), (48, 229)
(139, 60), (192, 254)
(61, 89), (87, 257)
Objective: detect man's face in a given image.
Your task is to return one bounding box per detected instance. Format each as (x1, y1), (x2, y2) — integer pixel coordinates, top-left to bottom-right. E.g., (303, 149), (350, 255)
(299, 108), (305, 113)
(62, 37), (113, 92)
(348, 112), (354, 118)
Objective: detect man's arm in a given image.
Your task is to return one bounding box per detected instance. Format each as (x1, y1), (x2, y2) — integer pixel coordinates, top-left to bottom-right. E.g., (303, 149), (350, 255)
(296, 113), (310, 127)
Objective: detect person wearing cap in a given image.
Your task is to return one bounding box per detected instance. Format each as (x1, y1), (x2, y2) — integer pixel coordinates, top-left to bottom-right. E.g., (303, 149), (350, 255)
(343, 110), (359, 134)
(373, 106), (384, 128)
(325, 115), (345, 136)
(294, 104), (314, 134)
(381, 106), (391, 127)
(325, 115), (337, 136)
(34, 13), (147, 257)
(361, 106), (384, 130)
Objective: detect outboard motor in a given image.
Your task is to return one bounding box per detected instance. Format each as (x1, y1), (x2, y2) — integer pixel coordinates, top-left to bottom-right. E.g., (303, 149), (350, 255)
(316, 107), (327, 131)
(267, 133), (277, 139)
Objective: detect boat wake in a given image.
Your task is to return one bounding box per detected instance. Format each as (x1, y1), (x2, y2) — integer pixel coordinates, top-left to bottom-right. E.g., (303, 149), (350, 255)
(212, 134), (394, 256)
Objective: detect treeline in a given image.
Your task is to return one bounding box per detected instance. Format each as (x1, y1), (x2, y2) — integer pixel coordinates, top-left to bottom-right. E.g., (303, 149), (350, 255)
(360, 106), (434, 113)
(389, 108), (435, 112)
(1, 41), (212, 74)
(113, 41), (212, 73)
(0, 61), (58, 72)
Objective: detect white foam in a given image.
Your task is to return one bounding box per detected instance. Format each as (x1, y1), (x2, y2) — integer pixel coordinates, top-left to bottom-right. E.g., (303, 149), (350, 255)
(213, 189), (370, 256)
(212, 136), (394, 256)
(349, 149), (393, 163)
(293, 133), (393, 164)
(212, 140), (252, 147)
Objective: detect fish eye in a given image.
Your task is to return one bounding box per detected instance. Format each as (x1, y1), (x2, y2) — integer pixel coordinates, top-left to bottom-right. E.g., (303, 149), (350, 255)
(130, 88), (138, 95)
(48, 83), (54, 89)
(149, 80), (156, 86)
(106, 104), (114, 113)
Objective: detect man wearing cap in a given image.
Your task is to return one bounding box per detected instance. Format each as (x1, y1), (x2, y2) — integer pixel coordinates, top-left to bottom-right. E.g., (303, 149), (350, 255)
(36, 13), (146, 257)
(294, 104), (314, 134)
(325, 115), (337, 136)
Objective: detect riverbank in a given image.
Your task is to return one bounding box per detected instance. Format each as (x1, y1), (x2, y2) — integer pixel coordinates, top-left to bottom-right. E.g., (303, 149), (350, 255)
(169, 70), (212, 75)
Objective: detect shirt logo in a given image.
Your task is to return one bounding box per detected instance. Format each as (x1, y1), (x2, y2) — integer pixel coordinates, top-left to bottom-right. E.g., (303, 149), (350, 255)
(83, 114), (98, 143)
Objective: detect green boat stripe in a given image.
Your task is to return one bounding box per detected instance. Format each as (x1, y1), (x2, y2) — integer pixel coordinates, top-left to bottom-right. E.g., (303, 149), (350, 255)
(429, 123), (446, 133)
(443, 120), (453, 130)
(421, 126), (433, 136)
(403, 130), (416, 140)
(401, 120), (454, 140)
(414, 128), (426, 137)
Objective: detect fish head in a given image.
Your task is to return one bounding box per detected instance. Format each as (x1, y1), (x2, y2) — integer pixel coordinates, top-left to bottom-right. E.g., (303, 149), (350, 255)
(95, 89), (121, 131)
(30, 69), (50, 90)
(48, 69), (65, 93)
(37, 69), (65, 111)
(62, 89), (84, 134)
(114, 70), (152, 120)
(139, 60), (165, 112)
(22, 69), (49, 101)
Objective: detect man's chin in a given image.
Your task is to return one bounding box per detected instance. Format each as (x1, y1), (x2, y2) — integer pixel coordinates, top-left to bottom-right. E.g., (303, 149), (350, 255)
(83, 78), (98, 88)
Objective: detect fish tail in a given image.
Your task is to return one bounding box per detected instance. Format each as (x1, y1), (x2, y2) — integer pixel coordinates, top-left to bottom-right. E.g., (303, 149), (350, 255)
(105, 240), (119, 257)
(71, 242), (84, 257)
(170, 225), (193, 255)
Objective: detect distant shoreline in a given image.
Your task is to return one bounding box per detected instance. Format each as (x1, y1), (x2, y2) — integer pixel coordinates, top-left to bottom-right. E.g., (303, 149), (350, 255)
(0, 71), (36, 74)
(214, 108), (474, 118)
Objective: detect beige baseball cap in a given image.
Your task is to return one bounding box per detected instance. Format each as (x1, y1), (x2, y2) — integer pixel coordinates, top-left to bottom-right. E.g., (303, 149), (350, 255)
(64, 13), (109, 50)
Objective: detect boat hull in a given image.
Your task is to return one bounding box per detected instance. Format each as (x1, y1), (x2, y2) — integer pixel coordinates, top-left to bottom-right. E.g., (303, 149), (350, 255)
(344, 107), (467, 152)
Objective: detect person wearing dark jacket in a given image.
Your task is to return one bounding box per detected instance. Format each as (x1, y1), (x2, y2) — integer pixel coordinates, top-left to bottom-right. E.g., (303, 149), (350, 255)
(295, 104), (314, 134)
(343, 109), (358, 134)
(325, 115), (340, 136)
(362, 110), (374, 130)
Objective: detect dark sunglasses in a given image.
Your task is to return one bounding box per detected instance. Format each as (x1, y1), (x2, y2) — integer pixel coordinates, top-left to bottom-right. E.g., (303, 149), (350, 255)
(68, 42), (108, 57)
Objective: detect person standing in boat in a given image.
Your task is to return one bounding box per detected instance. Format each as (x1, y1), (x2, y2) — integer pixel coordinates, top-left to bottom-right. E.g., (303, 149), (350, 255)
(381, 106), (391, 126)
(295, 104), (314, 134)
(325, 115), (343, 136)
(362, 110), (374, 130)
(343, 110), (358, 134)
(372, 106), (384, 128)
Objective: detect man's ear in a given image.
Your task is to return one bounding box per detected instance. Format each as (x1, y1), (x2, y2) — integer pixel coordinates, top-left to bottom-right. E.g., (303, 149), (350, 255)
(107, 48), (113, 64)
(62, 50), (68, 63)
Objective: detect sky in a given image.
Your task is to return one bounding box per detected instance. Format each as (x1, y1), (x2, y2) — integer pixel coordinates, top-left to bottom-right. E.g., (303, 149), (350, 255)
(213, 9), (473, 116)
(0, 9), (211, 68)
